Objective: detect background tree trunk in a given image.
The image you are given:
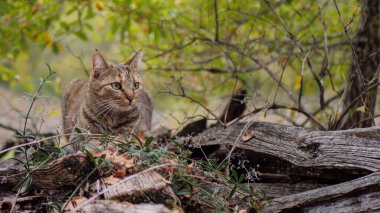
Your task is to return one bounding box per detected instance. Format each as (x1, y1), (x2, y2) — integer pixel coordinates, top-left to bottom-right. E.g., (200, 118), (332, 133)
(342, 0), (380, 129)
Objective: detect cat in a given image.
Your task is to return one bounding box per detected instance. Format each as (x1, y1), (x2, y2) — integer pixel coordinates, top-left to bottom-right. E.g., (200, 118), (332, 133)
(62, 49), (152, 151)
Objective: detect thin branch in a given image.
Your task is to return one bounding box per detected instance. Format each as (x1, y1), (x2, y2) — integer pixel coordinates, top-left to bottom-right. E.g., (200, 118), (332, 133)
(227, 103), (326, 130)
(145, 39), (196, 61)
(333, 81), (380, 130)
(214, 0), (219, 41)
(333, 0), (365, 85)
(210, 38), (298, 105)
(264, 0), (326, 109)
(66, 46), (90, 76)
(300, 89), (344, 127)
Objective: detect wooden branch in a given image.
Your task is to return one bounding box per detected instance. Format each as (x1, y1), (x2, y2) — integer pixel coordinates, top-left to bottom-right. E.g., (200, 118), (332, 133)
(262, 172), (380, 212)
(187, 122), (380, 181)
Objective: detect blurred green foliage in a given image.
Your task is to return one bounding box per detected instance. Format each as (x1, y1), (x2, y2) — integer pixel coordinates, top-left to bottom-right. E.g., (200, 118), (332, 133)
(0, 0), (361, 126)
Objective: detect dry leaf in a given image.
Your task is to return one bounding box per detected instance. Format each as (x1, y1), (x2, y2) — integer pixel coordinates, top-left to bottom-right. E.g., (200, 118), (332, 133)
(65, 196), (88, 211)
(103, 175), (122, 185)
(92, 149), (114, 158)
(242, 131), (254, 142)
(356, 105), (366, 113)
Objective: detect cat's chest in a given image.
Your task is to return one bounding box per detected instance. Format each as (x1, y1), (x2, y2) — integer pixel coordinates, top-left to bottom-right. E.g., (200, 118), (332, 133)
(78, 107), (142, 135)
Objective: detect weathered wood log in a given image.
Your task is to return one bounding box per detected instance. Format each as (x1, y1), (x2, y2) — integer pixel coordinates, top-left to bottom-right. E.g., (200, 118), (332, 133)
(80, 200), (176, 213)
(0, 152), (93, 192)
(250, 182), (329, 199)
(187, 122), (380, 182)
(0, 153), (180, 211)
(102, 171), (180, 205)
(261, 172), (380, 212)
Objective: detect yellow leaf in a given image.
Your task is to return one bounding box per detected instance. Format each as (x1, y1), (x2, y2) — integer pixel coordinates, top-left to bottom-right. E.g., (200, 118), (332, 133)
(356, 106), (366, 113)
(43, 32), (53, 47)
(57, 43), (64, 52)
(95, 1), (105, 10)
(0, 150), (14, 160)
(294, 75), (302, 90)
(352, 5), (361, 14)
(277, 55), (288, 66)
(48, 108), (61, 117)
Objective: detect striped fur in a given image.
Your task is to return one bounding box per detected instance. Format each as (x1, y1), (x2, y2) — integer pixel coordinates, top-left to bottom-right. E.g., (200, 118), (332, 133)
(62, 50), (153, 147)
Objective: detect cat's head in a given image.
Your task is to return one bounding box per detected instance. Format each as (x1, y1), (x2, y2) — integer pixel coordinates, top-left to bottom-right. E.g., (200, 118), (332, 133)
(88, 50), (144, 112)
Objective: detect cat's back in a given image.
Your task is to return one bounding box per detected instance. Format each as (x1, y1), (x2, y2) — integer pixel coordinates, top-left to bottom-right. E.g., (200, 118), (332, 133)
(62, 78), (88, 136)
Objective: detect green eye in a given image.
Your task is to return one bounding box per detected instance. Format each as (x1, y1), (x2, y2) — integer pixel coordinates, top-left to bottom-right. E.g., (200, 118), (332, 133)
(133, 82), (140, 90)
(111, 82), (122, 90)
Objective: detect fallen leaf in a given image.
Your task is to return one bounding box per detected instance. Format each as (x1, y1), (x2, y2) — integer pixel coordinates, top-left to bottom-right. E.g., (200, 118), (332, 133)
(242, 131), (254, 142)
(65, 196), (88, 211)
(103, 175), (122, 185)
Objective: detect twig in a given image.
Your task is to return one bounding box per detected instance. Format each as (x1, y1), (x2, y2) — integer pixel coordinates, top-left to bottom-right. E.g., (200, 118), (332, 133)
(228, 103), (326, 130)
(22, 64), (55, 138)
(318, 5), (337, 93)
(349, 114), (380, 129)
(333, 0), (365, 85)
(300, 89), (344, 127)
(145, 39), (196, 61)
(333, 81), (380, 129)
(10, 188), (21, 213)
(66, 46), (89, 76)
(264, 0), (326, 109)
(212, 38), (298, 105)
(273, 54), (291, 104)
(214, 0), (219, 42)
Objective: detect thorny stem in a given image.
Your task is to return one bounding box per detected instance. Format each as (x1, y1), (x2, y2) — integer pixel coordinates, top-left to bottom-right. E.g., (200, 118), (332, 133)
(22, 64), (56, 138)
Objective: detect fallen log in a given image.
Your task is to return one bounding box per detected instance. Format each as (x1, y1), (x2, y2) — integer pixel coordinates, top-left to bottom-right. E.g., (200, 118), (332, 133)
(250, 182), (329, 199)
(261, 172), (380, 212)
(187, 122), (380, 182)
(0, 152), (93, 192)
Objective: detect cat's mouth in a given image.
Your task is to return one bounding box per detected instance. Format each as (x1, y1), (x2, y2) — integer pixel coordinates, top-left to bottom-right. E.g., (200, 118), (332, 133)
(116, 100), (137, 111)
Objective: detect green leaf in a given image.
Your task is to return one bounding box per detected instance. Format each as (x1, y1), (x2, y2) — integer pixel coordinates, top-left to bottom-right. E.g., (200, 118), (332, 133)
(144, 136), (155, 148)
(15, 173), (32, 193)
(228, 185), (238, 199)
(239, 174), (245, 183)
(75, 30), (88, 41)
(231, 169), (238, 182)
(177, 188), (191, 195)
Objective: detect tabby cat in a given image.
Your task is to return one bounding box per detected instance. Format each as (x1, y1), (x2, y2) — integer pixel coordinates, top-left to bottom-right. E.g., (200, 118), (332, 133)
(62, 50), (152, 150)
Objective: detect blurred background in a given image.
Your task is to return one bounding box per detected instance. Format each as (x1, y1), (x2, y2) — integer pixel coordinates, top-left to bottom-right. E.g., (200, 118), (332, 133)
(0, 0), (378, 146)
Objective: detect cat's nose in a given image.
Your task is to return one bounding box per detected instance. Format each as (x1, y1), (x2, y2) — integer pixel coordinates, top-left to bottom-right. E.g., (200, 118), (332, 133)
(125, 91), (134, 103)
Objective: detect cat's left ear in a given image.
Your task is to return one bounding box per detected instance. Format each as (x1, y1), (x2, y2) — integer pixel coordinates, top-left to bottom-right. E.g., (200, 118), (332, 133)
(124, 50), (143, 71)
(92, 50), (109, 78)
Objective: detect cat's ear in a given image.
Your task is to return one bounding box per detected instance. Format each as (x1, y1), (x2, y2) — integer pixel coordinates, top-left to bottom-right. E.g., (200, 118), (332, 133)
(125, 50), (143, 71)
(92, 50), (108, 77)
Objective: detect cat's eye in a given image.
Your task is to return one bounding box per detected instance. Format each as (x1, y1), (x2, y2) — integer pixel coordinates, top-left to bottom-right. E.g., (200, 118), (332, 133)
(111, 82), (122, 90)
(133, 82), (140, 90)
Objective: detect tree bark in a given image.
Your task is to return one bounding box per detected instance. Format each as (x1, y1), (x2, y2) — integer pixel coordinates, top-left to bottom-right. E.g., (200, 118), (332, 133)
(342, 0), (380, 129)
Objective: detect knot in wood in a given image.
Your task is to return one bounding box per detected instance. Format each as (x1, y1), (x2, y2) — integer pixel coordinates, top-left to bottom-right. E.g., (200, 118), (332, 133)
(298, 138), (321, 159)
